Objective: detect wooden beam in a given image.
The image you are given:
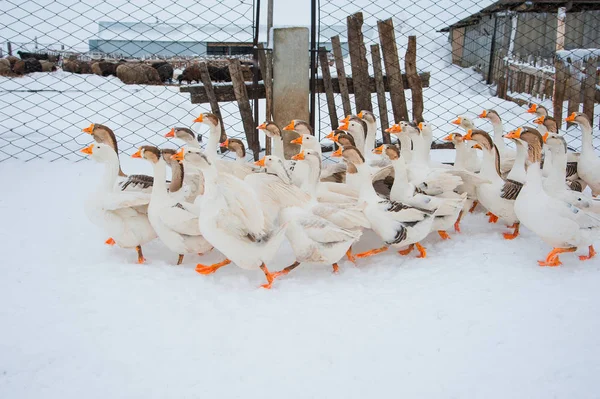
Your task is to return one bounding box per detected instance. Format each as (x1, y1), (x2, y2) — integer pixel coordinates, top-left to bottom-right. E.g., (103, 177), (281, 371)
(405, 36), (424, 123)
(553, 59), (567, 128)
(256, 43), (273, 155)
(566, 62), (581, 128)
(228, 59), (259, 160)
(370, 44), (390, 144)
(319, 47), (338, 130)
(198, 62), (228, 151)
(331, 35), (352, 117)
(347, 12), (372, 113)
(378, 18), (409, 123)
(582, 57), (597, 123)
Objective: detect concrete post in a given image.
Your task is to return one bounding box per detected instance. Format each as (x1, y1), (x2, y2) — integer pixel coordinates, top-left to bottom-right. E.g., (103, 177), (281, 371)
(272, 27), (309, 159)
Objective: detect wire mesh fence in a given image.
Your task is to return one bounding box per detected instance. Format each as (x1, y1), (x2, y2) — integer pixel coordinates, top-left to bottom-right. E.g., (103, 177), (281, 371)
(0, 0), (258, 162)
(1, 0), (599, 163)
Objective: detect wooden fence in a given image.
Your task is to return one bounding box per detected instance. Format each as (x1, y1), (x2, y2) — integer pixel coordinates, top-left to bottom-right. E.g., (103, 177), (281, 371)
(180, 12), (430, 159)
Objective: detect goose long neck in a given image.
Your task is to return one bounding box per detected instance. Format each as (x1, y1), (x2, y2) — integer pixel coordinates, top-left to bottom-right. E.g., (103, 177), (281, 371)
(480, 145), (502, 180)
(397, 135), (412, 163)
(580, 121), (595, 154)
(506, 142), (527, 182)
(525, 161), (544, 191)
(492, 122), (506, 156)
(272, 136), (284, 159)
(151, 158), (169, 198)
(547, 148), (567, 188)
(199, 164), (219, 199)
(454, 142), (468, 169)
(305, 157), (321, 197)
(101, 155), (121, 192)
(356, 164), (379, 202)
(168, 160), (184, 192)
(206, 123), (221, 160)
(350, 129), (366, 154)
(390, 158), (410, 201)
(364, 122), (377, 152)
(410, 134), (428, 164)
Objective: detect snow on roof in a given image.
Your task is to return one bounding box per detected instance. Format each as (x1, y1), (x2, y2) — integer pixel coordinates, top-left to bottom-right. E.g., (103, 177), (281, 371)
(95, 21), (352, 44)
(556, 48), (600, 63)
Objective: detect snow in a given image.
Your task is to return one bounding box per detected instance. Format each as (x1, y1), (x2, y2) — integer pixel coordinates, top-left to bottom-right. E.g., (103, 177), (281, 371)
(2, 157), (600, 398)
(556, 48), (600, 63)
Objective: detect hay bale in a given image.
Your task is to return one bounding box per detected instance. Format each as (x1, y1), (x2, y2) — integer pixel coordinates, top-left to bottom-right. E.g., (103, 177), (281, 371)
(116, 63), (162, 85)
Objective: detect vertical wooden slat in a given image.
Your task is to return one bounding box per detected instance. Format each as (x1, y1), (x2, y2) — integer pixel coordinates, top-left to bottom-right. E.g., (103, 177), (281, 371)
(553, 59), (567, 128)
(257, 43), (273, 155)
(451, 28), (465, 66)
(370, 44), (390, 144)
(319, 47), (338, 130)
(7, 42), (12, 56)
(582, 57), (597, 123)
(566, 63), (581, 128)
(331, 35), (352, 117)
(229, 59), (259, 160)
(556, 7), (566, 52)
(347, 12), (373, 113)
(539, 75), (547, 101)
(378, 18), (409, 123)
(198, 62), (227, 149)
(405, 36), (424, 123)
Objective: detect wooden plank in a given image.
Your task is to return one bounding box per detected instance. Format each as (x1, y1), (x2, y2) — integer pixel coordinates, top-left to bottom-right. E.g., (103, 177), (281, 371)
(319, 47), (338, 130)
(566, 63), (581, 128)
(256, 43), (273, 155)
(331, 35), (352, 117)
(451, 28), (465, 66)
(556, 7), (566, 51)
(539, 76), (546, 100)
(553, 59), (567, 128)
(405, 36), (424, 123)
(347, 12), (373, 113)
(370, 44), (390, 144)
(582, 57), (597, 123)
(198, 62), (227, 150)
(378, 18), (408, 123)
(228, 58), (259, 160)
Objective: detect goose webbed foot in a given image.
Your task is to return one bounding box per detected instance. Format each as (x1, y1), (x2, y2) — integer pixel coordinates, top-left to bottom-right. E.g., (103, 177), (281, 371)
(136, 245), (145, 264)
(105, 237), (116, 246)
(503, 223), (520, 240)
(579, 245), (596, 261)
(355, 246), (389, 259)
(538, 247), (576, 267)
(196, 258), (231, 275)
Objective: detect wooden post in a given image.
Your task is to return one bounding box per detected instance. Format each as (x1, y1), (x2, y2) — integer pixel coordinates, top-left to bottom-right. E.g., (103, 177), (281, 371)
(7, 42), (12, 56)
(378, 18), (409, 123)
(319, 47), (338, 130)
(405, 35), (423, 123)
(347, 12), (372, 113)
(198, 62), (227, 149)
(553, 59), (567, 128)
(331, 35), (352, 117)
(370, 44), (390, 144)
(257, 43), (273, 155)
(582, 57), (597, 123)
(556, 7), (566, 52)
(229, 59), (259, 160)
(566, 63), (581, 128)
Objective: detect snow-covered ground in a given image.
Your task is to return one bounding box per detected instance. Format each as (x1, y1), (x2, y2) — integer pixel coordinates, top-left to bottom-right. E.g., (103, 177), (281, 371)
(2, 157), (600, 398)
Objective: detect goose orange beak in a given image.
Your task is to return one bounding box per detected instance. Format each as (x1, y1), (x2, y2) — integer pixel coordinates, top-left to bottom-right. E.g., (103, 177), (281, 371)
(527, 104), (537, 114)
(338, 121), (349, 131)
(193, 113), (204, 123)
(255, 157), (266, 166)
(219, 138), (229, 148)
(291, 151), (305, 161)
(257, 122), (267, 130)
(283, 121), (295, 131)
(451, 117), (461, 125)
(565, 112), (576, 122)
(473, 144), (482, 150)
(165, 127), (175, 138)
(80, 144), (94, 155)
(542, 132), (549, 143)
(373, 145), (384, 154)
(478, 110), (487, 118)
(357, 111), (364, 119)
(82, 123), (94, 134)
(325, 131), (336, 141)
(290, 136), (303, 145)
(418, 122), (424, 130)
(339, 115), (350, 125)
(533, 116), (545, 124)
(504, 127), (522, 139)
(463, 129), (473, 141)
(387, 124), (401, 133)
(131, 149), (142, 158)
(332, 147), (343, 157)
(171, 149), (184, 161)
(443, 134), (454, 142)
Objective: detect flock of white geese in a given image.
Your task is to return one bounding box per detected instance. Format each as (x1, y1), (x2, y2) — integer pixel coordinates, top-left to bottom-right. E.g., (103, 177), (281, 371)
(80, 104), (600, 288)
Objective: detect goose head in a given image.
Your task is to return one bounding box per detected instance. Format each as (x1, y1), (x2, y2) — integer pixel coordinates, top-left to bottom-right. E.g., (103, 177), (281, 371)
(544, 133), (568, 157)
(172, 147), (212, 171)
(282, 119), (313, 135)
(290, 133), (320, 151)
(193, 112), (220, 129)
(131, 145), (161, 164)
(357, 110), (376, 124)
(257, 121), (283, 139)
(451, 116), (475, 131)
(336, 133), (356, 148)
(80, 142), (118, 163)
(418, 121), (433, 139)
(340, 145), (365, 166)
(340, 116), (368, 139)
(82, 123), (119, 153)
(325, 129), (346, 142)
(527, 104), (548, 117)
(505, 127), (543, 163)
(165, 127), (202, 144)
(533, 115), (558, 135)
(255, 154), (292, 184)
(220, 137), (246, 159)
(463, 129), (494, 151)
(373, 144), (400, 161)
(565, 112), (592, 128)
(478, 109), (501, 125)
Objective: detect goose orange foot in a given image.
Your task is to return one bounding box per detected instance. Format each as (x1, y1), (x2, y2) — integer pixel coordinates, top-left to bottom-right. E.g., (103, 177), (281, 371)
(195, 258), (231, 275)
(438, 230), (451, 240)
(454, 211), (463, 233)
(105, 237), (116, 246)
(579, 245), (596, 261)
(468, 201), (479, 213)
(135, 245), (145, 264)
(271, 261), (301, 279)
(346, 247), (356, 263)
(177, 254), (184, 265)
(260, 264), (276, 289)
(415, 242), (427, 258)
(398, 244), (414, 255)
(503, 223), (520, 240)
(332, 263), (340, 273)
(538, 247), (576, 267)
(356, 246), (389, 258)
(486, 212), (499, 223)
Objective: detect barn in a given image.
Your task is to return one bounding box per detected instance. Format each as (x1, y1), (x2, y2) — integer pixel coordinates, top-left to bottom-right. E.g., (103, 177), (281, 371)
(88, 21), (350, 58)
(440, 0), (600, 81)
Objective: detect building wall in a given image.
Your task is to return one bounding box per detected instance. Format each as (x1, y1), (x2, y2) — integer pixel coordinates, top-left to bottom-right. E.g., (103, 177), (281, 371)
(89, 40), (207, 58)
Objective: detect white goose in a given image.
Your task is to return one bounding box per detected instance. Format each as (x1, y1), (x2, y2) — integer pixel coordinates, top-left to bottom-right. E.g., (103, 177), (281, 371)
(357, 110), (378, 155)
(81, 143), (156, 263)
(451, 115), (476, 131)
(526, 103), (549, 117)
(132, 146), (213, 265)
(174, 148), (288, 289)
(478, 109), (516, 174)
(512, 127), (599, 266)
(566, 112), (600, 196)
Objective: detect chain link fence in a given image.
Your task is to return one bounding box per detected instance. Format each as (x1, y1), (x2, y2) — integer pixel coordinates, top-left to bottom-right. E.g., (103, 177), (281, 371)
(1, 0), (599, 162)
(0, 0), (257, 162)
